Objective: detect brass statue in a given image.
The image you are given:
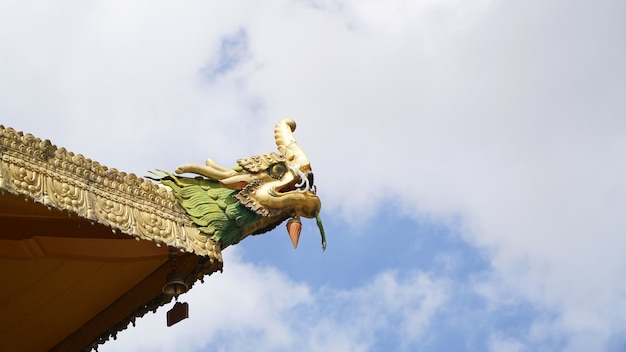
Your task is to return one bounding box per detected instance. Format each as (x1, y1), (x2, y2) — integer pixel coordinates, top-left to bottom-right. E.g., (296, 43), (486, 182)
(153, 119), (325, 250)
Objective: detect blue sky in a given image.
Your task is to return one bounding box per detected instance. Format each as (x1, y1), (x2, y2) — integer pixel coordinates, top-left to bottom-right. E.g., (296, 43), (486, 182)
(1, 1), (625, 351)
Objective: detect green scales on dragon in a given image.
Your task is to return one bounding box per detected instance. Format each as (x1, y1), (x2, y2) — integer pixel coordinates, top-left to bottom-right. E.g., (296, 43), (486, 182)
(152, 119), (326, 250)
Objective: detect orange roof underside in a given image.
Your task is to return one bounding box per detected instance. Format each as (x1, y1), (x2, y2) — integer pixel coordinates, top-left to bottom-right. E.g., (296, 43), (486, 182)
(0, 192), (203, 351)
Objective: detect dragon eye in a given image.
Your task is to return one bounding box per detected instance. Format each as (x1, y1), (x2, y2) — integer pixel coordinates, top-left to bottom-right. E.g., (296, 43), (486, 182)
(268, 162), (287, 179)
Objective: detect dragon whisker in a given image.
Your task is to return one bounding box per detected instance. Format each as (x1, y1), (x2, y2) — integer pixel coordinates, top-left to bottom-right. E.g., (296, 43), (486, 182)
(290, 165), (310, 193)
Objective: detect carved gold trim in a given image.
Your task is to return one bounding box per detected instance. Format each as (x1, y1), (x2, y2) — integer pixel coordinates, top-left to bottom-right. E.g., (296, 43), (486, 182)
(0, 125), (222, 262)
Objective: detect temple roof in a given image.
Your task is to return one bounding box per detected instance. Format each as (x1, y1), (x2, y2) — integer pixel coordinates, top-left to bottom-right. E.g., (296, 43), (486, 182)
(0, 125), (223, 351)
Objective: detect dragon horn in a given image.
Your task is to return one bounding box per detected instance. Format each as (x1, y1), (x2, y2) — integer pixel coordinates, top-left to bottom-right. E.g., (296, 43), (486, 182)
(274, 119), (310, 169)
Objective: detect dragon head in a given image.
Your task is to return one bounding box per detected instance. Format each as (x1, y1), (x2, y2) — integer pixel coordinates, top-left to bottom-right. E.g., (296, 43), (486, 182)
(170, 119), (325, 250)
(232, 119), (321, 219)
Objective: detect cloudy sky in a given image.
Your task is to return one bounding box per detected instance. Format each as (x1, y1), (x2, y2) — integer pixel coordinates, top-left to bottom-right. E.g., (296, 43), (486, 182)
(2, 0), (625, 351)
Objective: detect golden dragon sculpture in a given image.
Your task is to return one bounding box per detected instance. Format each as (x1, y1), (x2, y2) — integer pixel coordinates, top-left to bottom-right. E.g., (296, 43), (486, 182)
(153, 119), (325, 250)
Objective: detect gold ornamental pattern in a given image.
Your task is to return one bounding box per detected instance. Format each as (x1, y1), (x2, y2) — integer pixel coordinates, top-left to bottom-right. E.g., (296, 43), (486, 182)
(0, 125), (222, 262)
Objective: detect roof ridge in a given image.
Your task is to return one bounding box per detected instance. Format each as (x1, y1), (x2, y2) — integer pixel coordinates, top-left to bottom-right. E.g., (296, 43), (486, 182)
(0, 125), (222, 259)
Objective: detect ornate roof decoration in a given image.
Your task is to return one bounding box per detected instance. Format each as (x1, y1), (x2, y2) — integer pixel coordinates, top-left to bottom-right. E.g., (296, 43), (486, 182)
(158, 119), (326, 250)
(0, 120), (324, 350)
(0, 125), (222, 261)
(0, 125), (226, 351)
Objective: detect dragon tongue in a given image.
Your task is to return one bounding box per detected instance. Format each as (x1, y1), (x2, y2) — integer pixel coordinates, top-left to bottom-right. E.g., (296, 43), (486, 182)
(286, 217), (302, 249)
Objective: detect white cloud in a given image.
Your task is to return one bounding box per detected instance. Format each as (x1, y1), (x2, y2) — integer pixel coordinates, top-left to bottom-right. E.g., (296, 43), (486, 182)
(100, 249), (448, 352)
(489, 334), (524, 352)
(238, 1), (626, 349)
(1, 0), (625, 350)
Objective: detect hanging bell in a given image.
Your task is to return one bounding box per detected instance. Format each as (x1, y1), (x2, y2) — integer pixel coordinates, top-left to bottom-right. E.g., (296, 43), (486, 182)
(162, 271), (188, 297)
